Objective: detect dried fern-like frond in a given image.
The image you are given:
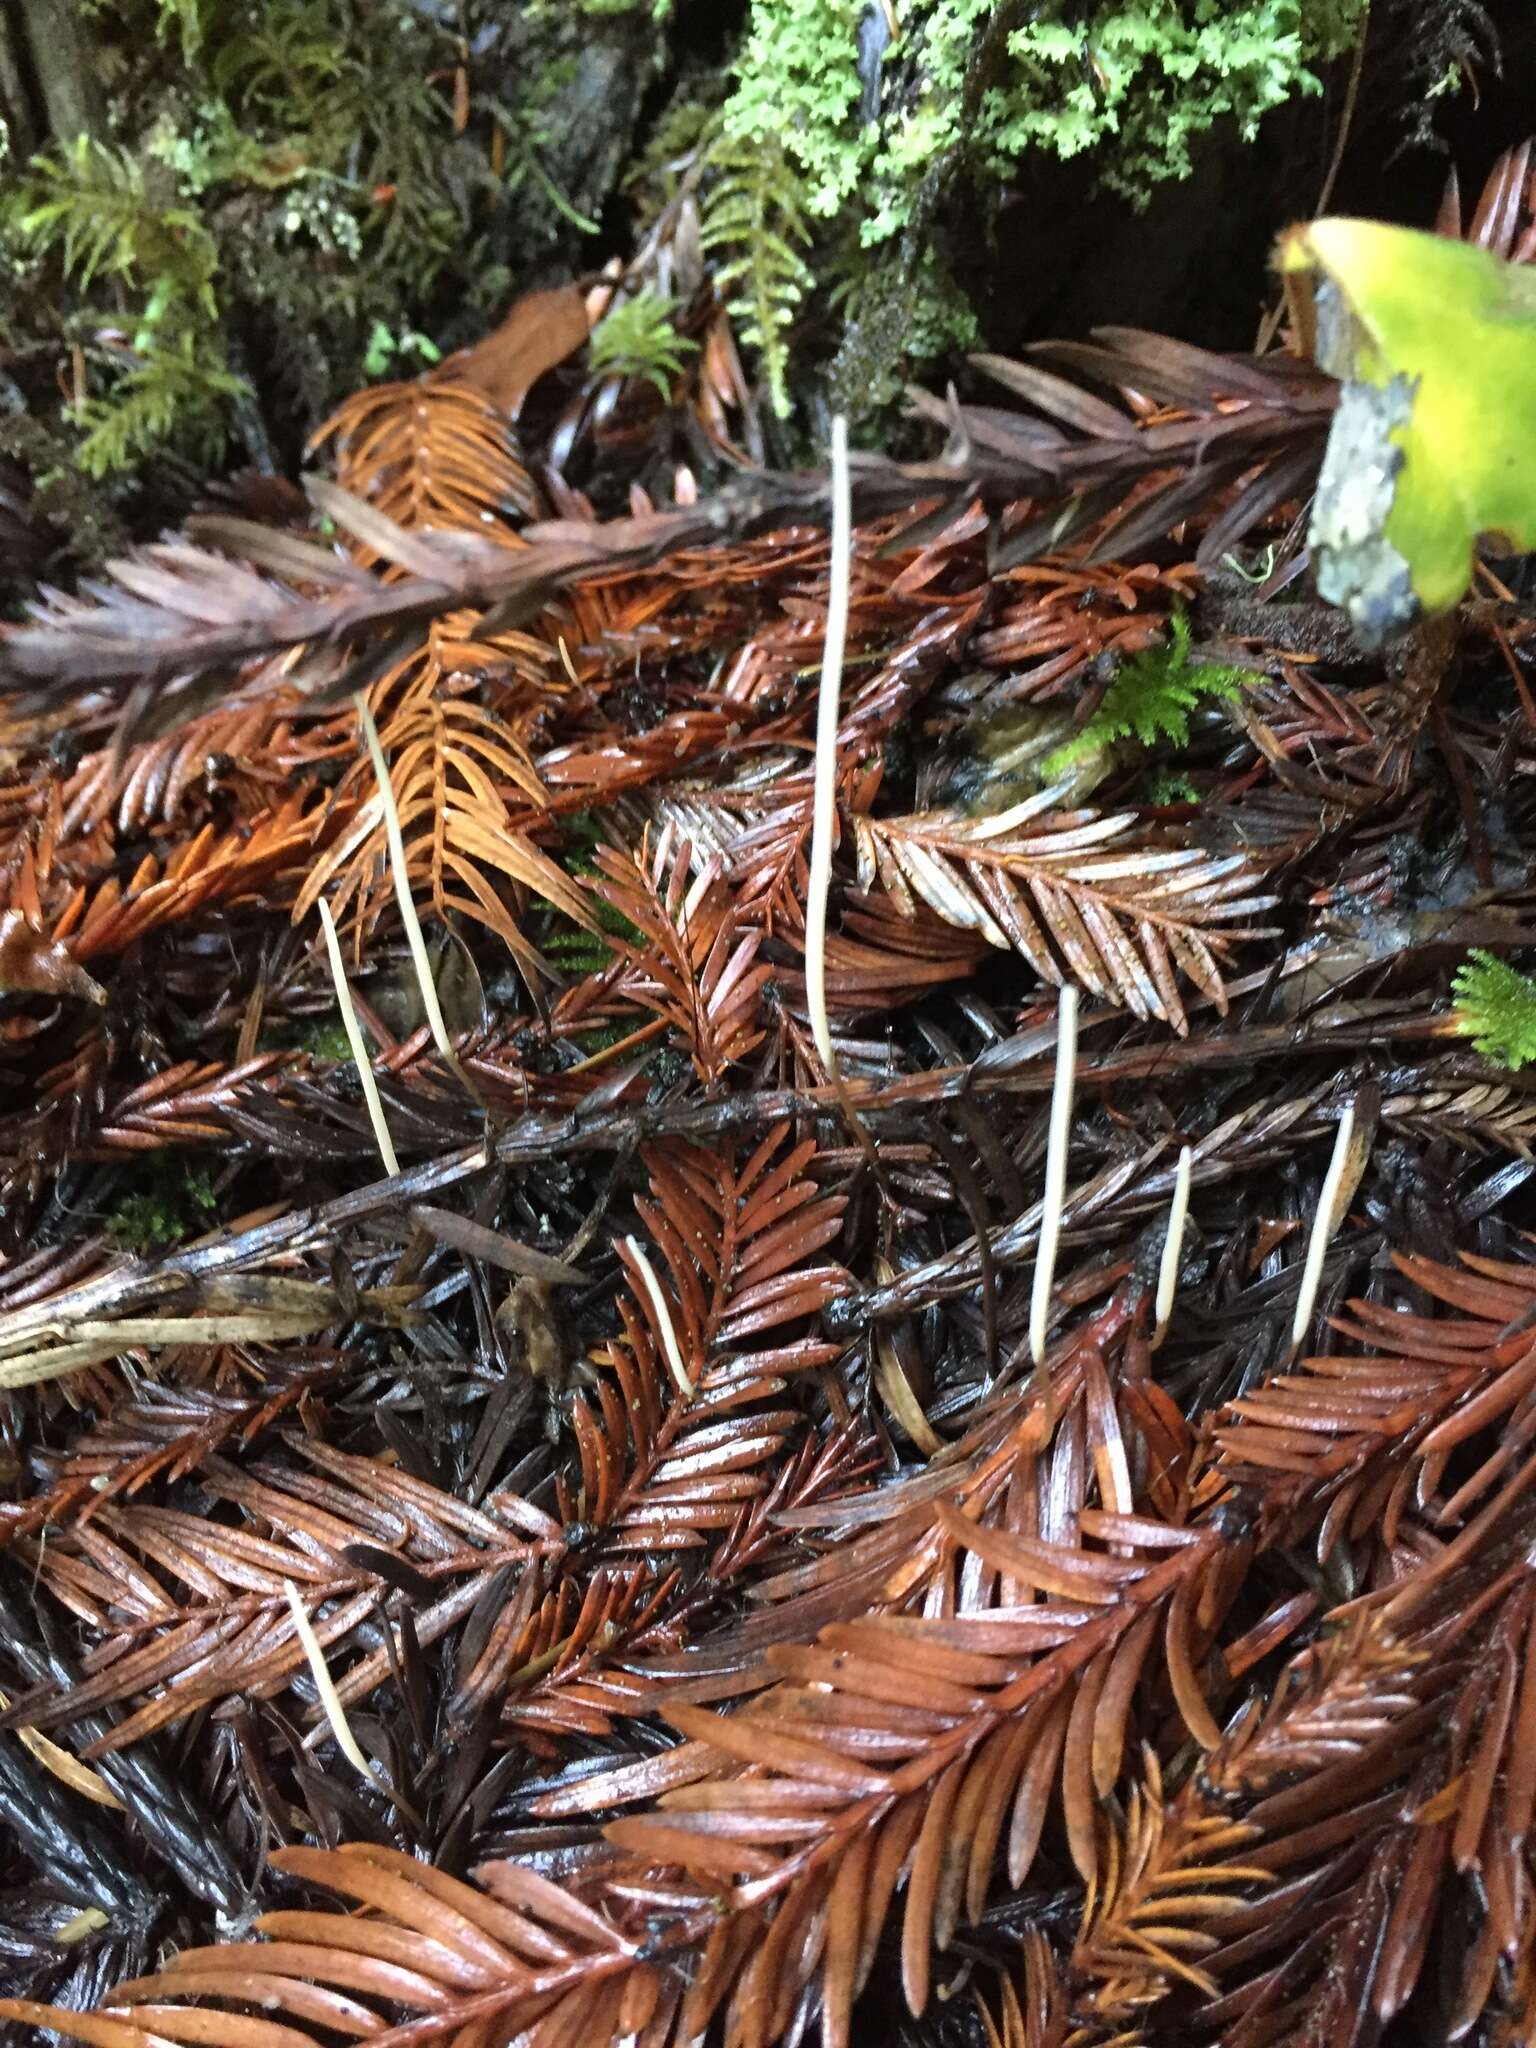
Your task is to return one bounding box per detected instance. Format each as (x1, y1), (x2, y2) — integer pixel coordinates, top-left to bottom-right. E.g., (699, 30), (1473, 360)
(1070, 1611), (1428, 2036)
(311, 371), (541, 535)
(587, 825), (774, 1083)
(1071, 1746), (1271, 2024)
(0, 481), (725, 697)
(293, 662), (597, 975)
(1210, 1248), (1536, 1544)
(909, 330), (1336, 570)
(566, 1123), (849, 1559)
(0, 1361), (343, 1542)
(1379, 1061), (1536, 1156)
(498, 1126), (853, 1737)
(0, 1438), (558, 1752)
(538, 1513), (1232, 2047)
(296, 371), (599, 969)
(37, 686), (349, 847)
(1073, 1480), (1536, 2045)
(852, 789), (1276, 1034)
(0, 1840), (661, 2048)
(0, 493), (504, 692)
(1438, 136), (1536, 261)
(55, 793), (332, 964)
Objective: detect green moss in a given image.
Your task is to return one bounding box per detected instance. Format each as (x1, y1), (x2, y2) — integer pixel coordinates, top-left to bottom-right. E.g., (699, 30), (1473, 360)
(546, 929), (617, 976)
(568, 0), (673, 15)
(588, 287), (698, 397)
(292, 1019), (355, 1060)
(700, 0), (1365, 413)
(105, 1161), (219, 1252)
(0, 0), (1366, 496)
(697, 124), (815, 418)
(1453, 952), (1536, 1072)
(1142, 767), (1200, 805)
(3, 132), (244, 476)
(1042, 612), (1250, 775)
(828, 245), (979, 422)
(1, 0), (650, 492)
(726, 1), (1364, 237)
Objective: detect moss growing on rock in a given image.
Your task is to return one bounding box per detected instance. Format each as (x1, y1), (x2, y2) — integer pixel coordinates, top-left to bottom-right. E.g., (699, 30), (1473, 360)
(0, 0), (1386, 531)
(0, 0), (670, 526)
(702, 0), (1366, 416)
(725, 1), (1364, 230)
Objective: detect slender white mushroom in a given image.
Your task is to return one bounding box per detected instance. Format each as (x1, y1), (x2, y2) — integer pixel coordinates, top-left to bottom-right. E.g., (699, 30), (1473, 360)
(317, 897), (400, 1178)
(284, 1580), (387, 1790)
(805, 413), (852, 1086)
(355, 691), (477, 1099)
(1151, 1145), (1193, 1353)
(1030, 984), (1080, 1372)
(624, 1235), (693, 1397)
(1289, 1097), (1371, 1356)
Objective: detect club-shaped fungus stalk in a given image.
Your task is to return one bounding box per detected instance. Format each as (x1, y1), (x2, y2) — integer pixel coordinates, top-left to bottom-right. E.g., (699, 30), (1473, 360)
(806, 413), (852, 1088)
(1152, 1145), (1192, 1353)
(284, 1580), (389, 1791)
(1290, 1097), (1371, 1357)
(1030, 984), (1079, 1377)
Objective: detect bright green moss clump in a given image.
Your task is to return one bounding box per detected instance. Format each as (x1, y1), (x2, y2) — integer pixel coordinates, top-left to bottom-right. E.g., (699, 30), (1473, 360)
(725, 1), (1365, 236)
(1454, 952), (1536, 1072)
(696, 0), (1365, 416)
(1043, 613), (1250, 775)
(0, 0), (1368, 503)
(0, 0), (669, 500)
(105, 1161), (219, 1251)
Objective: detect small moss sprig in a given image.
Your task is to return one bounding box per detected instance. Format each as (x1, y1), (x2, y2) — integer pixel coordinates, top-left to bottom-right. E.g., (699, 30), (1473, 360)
(1452, 952), (1536, 1071)
(4, 134), (249, 476)
(722, 0), (1366, 240)
(1042, 613), (1251, 778)
(105, 1161), (219, 1251)
(588, 288), (698, 399)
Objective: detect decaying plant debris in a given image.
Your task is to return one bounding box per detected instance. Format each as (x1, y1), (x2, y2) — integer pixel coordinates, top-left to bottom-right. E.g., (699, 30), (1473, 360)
(5, 125), (1536, 2048)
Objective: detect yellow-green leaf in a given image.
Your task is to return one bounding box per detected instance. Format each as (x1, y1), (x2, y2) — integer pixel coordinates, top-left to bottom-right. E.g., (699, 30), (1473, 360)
(1281, 218), (1536, 642)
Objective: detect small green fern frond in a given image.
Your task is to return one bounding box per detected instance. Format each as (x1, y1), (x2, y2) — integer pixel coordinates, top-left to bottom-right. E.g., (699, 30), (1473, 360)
(1042, 613), (1250, 775)
(544, 926), (616, 975)
(210, 0), (346, 112)
(699, 129), (813, 417)
(6, 133), (244, 475)
(72, 335), (248, 478)
(589, 288), (698, 398)
(10, 136), (220, 315)
(1452, 951), (1536, 1071)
